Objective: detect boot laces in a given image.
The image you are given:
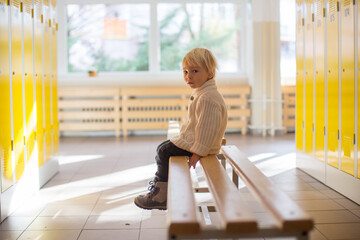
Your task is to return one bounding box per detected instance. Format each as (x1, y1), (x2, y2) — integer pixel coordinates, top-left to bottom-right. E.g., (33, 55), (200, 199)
(146, 181), (158, 198)
(147, 181), (155, 191)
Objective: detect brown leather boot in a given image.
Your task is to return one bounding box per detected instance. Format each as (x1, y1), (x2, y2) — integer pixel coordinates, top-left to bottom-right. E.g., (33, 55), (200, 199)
(134, 181), (167, 210)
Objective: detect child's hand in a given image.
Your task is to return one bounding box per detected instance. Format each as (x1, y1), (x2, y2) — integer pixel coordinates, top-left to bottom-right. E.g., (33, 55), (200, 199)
(188, 153), (200, 169)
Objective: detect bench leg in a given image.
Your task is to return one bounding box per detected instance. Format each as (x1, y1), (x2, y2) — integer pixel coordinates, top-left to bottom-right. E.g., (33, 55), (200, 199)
(232, 169), (239, 188)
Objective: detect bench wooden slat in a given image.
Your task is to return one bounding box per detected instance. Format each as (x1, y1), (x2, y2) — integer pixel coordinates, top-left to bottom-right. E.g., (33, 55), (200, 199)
(168, 156), (201, 235)
(221, 145), (313, 232)
(200, 155), (258, 233)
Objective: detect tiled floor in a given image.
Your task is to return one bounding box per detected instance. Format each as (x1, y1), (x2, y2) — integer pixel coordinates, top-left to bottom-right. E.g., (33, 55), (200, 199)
(1, 133), (360, 240)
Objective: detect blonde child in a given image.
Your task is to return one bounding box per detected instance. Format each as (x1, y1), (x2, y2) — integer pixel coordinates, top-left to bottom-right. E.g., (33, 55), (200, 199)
(134, 48), (228, 210)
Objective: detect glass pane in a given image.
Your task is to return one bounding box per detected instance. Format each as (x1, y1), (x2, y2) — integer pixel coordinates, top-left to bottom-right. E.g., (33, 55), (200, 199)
(280, 0), (296, 85)
(67, 4), (150, 73)
(158, 3), (243, 72)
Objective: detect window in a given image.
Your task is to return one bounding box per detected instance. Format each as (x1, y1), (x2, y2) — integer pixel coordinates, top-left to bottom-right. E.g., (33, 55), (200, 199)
(280, 0), (296, 85)
(64, 1), (245, 75)
(158, 3), (243, 72)
(67, 4), (150, 73)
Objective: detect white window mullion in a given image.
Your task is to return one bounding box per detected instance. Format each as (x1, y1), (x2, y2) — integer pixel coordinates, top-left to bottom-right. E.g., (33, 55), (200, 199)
(150, 2), (159, 73)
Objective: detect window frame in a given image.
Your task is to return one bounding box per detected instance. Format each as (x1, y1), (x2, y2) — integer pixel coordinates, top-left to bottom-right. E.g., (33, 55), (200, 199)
(57, 0), (247, 83)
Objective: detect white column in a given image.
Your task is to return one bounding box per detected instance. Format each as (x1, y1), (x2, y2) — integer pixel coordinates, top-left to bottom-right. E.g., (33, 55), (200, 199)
(249, 0), (283, 136)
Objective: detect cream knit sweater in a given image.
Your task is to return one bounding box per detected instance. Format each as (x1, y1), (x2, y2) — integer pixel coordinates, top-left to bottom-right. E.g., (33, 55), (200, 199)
(171, 79), (227, 156)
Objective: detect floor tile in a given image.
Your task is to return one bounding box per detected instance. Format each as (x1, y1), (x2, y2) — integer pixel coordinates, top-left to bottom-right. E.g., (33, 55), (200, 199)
(139, 228), (167, 240)
(350, 209), (360, 218)
(78, 229), (139, 240)
(334, 198), (360, 210)
(0, 230), (22, 240)
(141, 214), (167, 229)
(0, 217), (35, 230)
(316, 223), (360, 239)
(39, 204), (94, 217)
(286, 191), (328, 200)
(296, 199), (345, 211)
(27, 216), (88, 230)
(17, 230), (81, 240)
(310, 228), (327, 240)
(320, 189), (345, 199)
(307, 210), (360, 224)
(84, 215), (141, 229)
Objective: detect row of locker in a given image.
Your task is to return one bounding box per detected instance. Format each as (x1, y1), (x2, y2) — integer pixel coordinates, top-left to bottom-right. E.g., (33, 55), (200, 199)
(296, 0), (359, 178)
(0, 0), (58, 192)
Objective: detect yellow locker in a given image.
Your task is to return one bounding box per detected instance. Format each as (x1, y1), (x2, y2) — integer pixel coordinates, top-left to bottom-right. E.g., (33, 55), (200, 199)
(358, 0), (360, 179)
(314, 0), (325, 162)
(327, 0), (340, 168)
(23, 0), (35, 163)
(11, 0), (25, 181)
(304, 0), (314, 156)
(0, 0), (14, 191)
(296, 0), (304, 151)
(34, 0), (44, 166)
(340, 0), (355, 176)
(51, 0), (58, 155)
(43, 0), (51, 162)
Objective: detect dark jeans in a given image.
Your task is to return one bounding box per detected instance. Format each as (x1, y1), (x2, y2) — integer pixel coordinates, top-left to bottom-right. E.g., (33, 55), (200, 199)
(155, 140), (193, 182)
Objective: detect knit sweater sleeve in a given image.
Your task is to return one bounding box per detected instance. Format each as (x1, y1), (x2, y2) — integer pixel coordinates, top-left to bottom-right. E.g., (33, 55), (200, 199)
(189, 96), (223, 156)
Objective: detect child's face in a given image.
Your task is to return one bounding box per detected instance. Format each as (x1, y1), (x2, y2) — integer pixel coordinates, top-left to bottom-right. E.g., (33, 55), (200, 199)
(182, 63), (211, 89)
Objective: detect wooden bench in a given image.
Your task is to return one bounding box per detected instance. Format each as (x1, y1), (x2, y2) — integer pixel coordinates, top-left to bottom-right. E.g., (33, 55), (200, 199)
(167, 123), (313, 240)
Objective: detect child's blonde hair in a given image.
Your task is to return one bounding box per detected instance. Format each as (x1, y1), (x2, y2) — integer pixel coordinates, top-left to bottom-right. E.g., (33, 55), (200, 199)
(182, 48), (218, 79)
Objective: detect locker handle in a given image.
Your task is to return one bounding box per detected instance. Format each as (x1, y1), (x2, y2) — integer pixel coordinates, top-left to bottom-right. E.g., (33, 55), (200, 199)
(12, 72), (15, 76)
(11, 140), (13, 151)
(337, 130), (340, 140)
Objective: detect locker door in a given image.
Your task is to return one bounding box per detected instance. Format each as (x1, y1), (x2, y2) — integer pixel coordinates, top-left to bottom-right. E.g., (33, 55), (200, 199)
(34, 0), (44, 166)
(315, 0), (325, 162)
(340, 0), (355, 176)
(296, 0), (304, 151)
(51, 0), (58, 155)
(327, 0), (340, 168)
(43, 0), (51, 162)
(11, 0), (25, 181)
(23, 0), (35, 163)
(304, 0), (314, 156)
(0, 0), (13, 191)
(358, 0), (360, 179)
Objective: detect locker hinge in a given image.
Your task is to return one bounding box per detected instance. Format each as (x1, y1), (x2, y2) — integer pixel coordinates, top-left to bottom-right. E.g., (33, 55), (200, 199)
(11, 140), (14, 151)
(56, 23), (58, 31)
(41, 14), (44, 23)
(337, 1), (340, 12)
(354, 0), (356, 5)
(49, 19), (51, 28)
(20, 2), (23, 12)
(302, 18), (304, 26)
(312, 13), (314, 22)
(31, 8), (34, 18)
(7, 0), (9, 6)
(324, 126), (326, 136)
(323, 8), (326, 18)
(354, 134), (356, 145)
(24, 136), (26, 146)
(337, 130), (340, 140)
(312, 124), (314, 133)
